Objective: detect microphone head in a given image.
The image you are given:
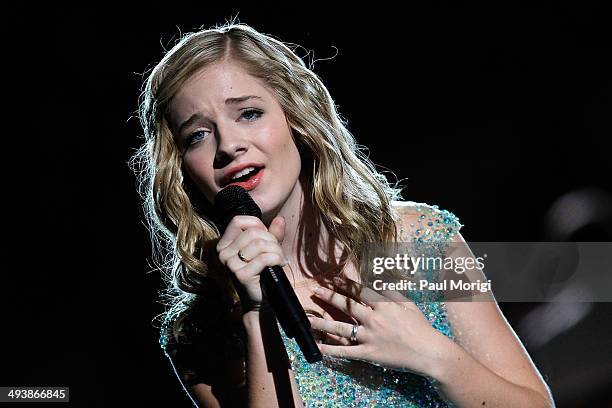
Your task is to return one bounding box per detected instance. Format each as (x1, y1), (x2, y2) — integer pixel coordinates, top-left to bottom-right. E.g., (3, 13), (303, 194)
(213, 185), (262, 232)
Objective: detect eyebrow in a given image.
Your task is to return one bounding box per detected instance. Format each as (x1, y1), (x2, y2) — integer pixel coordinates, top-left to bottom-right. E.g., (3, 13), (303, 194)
(176, 95), (264, 135)
(225, 95), (263, 105)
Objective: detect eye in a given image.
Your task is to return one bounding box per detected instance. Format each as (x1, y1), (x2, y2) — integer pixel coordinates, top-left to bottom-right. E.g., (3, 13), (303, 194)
(184, 130), (209, 149)
(182, 110), (262, 154)
(240, 109), (263, 121)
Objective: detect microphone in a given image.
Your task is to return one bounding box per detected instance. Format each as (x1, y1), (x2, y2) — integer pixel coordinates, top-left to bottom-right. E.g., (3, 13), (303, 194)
(214, 185), (322, 364)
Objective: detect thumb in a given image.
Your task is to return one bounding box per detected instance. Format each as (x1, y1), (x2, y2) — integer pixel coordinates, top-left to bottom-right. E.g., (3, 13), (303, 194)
(268, 215), (286, 244)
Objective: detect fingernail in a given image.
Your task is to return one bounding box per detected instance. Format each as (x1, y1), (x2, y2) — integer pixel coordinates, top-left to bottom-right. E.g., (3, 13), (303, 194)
(313, 286), (323, 294)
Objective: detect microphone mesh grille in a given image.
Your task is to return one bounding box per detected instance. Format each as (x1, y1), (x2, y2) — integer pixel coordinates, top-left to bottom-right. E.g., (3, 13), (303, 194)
(213, 186), (262, 231)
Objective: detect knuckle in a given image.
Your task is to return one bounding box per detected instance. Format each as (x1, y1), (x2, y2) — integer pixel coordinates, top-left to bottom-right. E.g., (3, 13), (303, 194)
(218, 250), (229, 264)
(259, 252), (282, 265)
(216, 237), (230, 252)
(259, 252), (276, 264)
(235, 215), (253, 223)
(240, 216), (264, 228)
(359, 328), (372, 343)
(367, 314), (383, 329)
(245, 228), (262, 240)
(253, 238), (273, 250)
(227, 216), (255, 231)
(226, 217), (241, 229)
(226, 257), (241, 272)
(251, 238), (265, 248)
(234, 267), (249, 280)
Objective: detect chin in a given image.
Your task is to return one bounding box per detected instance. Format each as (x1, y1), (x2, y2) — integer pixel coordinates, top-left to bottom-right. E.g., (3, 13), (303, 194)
(250, 192), (275, 214)
(251, 191), (284, 222)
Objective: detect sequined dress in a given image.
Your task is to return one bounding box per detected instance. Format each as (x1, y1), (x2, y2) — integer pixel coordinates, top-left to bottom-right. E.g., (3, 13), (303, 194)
(160, 201), (464, 407)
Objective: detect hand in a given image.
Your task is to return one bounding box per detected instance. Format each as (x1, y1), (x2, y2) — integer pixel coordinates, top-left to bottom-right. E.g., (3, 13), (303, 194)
(216, 215), (287, 305)
(308, 277), (451, 377)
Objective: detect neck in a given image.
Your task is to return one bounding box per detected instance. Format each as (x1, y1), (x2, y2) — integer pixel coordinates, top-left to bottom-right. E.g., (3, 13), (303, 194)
(273, 174), (350, 284)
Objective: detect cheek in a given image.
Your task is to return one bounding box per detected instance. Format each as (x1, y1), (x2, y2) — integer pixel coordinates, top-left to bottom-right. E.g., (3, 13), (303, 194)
(290, 141), (302, 167)
(183, 160), (216, 201)
(276, 139), (301, 173)
(278, 131), (300, 160)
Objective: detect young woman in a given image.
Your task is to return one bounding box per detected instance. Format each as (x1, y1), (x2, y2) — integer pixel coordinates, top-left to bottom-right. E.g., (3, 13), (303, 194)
(131, 22), (554, 407)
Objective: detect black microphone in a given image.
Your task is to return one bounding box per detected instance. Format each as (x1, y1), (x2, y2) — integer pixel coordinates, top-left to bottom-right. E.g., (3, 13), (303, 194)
(214, 185), (322, 364)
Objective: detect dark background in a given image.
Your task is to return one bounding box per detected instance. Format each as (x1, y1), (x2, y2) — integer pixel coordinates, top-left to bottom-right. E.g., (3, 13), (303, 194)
(3, 3), (611, 407)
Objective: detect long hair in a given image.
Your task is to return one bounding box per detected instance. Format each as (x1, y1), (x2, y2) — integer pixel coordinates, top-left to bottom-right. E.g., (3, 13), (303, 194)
(129, 21), (403, 343)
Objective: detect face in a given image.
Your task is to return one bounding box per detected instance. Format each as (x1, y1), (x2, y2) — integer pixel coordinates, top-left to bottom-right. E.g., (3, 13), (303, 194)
(168, 61), (302, 221)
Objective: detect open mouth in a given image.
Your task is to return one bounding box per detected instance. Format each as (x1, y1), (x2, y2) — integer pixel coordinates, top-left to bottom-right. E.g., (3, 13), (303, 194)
(224, 166), (265, 190)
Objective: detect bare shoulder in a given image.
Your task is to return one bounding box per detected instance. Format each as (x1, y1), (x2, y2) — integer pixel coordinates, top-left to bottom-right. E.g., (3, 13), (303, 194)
(390, 203), (553, 403)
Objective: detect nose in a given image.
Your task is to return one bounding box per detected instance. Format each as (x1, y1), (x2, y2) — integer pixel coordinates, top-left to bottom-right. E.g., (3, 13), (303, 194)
(213, 123), (249, 169)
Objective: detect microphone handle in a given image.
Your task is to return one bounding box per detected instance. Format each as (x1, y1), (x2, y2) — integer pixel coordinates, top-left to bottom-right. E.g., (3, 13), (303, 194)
(260, 265), (323, 363)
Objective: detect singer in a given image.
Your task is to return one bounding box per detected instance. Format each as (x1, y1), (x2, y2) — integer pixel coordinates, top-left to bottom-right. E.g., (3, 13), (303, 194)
(131, 22), (554, 407)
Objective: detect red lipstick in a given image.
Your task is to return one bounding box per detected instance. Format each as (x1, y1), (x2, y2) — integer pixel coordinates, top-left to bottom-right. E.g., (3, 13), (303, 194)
(226, 168), (264, 191)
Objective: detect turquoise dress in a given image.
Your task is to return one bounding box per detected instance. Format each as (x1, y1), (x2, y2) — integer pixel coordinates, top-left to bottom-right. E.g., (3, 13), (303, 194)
(160, 202), (463, 407)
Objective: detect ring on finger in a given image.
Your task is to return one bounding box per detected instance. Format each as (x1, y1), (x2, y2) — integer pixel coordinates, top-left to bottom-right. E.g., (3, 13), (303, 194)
(350, 323), (360, 344)
(238, 250), (249, 263)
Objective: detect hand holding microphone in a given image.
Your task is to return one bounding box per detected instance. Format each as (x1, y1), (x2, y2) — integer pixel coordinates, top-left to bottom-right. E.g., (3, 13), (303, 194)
(216, 214), (287, 308)
(214, 186), (322, 363)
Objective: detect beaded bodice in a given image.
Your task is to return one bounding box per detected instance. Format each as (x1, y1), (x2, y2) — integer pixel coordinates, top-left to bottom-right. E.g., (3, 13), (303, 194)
(159, 201), (464, 407)
(276, 201), (463, 407)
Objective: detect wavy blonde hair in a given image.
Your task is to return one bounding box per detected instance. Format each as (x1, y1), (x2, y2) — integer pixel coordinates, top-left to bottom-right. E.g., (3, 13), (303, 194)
(129, 21), (403, 342)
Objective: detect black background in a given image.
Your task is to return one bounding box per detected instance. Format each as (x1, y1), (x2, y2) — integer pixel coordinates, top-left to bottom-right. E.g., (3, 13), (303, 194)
(3, 3), (611, 407)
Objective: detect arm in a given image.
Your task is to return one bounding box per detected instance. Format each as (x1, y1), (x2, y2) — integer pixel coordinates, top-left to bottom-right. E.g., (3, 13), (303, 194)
(426, 329), (554, 407)
(309, 207), (555, 407)
(186, 359), (248, 407)
(164, 330), (248, 407)
(212, 215), (304, 406)
(429, 231), (555, 407)
(241, 307), (304, 408)
(175, 307), (304, 408)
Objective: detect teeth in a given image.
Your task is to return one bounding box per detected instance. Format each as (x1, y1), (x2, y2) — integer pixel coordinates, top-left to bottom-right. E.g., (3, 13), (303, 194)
(231, 166), (257, 180)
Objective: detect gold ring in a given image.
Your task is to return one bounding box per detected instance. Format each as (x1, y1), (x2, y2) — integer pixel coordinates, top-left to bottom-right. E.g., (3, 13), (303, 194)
(238, 250), (249, 263)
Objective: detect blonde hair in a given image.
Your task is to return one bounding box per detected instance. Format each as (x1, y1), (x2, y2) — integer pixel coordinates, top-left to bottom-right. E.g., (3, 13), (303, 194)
(129, 21), (403, 342)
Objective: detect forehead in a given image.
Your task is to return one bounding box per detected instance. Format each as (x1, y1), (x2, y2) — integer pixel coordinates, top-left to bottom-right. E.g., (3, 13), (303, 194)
(169, 62), (269, 117)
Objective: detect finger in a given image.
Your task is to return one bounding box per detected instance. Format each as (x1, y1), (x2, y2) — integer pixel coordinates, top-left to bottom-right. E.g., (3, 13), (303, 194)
(234, 228), (278, 249)
(311, 285), (371, 322)
(318, 332), (353, 346)
(226, 252), (248, 273)
(218, 229), (277, 264)
(217, 216), (266, 251)
(317, 343), (365, 360)
(239, 238), (287, 264)
(320, 332), (352, 346)
(267, 215), (286, 244)
(308, 316), (354, 340)
(378, 289), (411, 303)
(235, 252), (288, 279)
(330, 276), (388, 309)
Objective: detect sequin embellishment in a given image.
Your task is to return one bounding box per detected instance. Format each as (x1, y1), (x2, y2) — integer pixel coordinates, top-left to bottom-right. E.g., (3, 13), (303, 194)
(159, 201), (464, 407)
(278, 201), (464, 407)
